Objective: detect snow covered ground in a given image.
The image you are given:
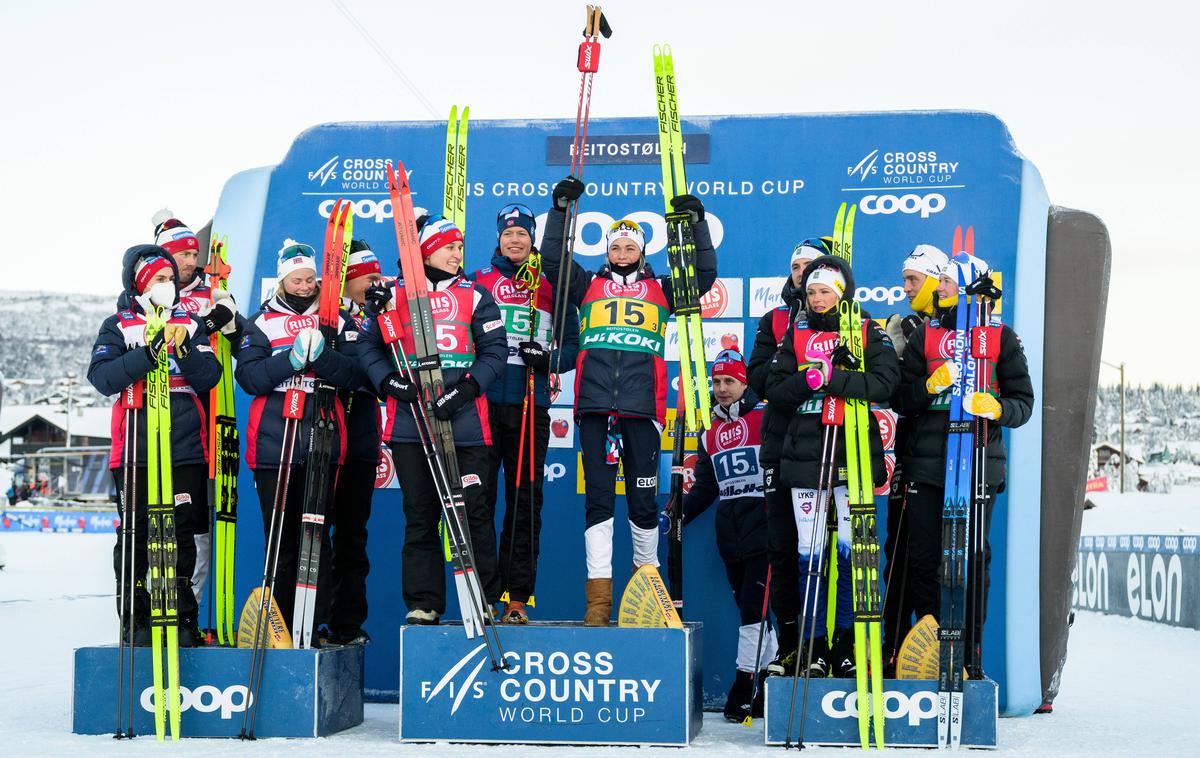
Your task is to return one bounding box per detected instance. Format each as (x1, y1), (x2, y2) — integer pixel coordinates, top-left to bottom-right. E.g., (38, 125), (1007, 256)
(1082, 486), (1200, 535)
(2, 532), (1196, 756)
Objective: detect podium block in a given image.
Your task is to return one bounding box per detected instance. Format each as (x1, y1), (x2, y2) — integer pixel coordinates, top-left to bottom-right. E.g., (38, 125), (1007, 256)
(764, 676), (998, 748)
(400, 622), (702, 746)
(72, 644), (363, 738)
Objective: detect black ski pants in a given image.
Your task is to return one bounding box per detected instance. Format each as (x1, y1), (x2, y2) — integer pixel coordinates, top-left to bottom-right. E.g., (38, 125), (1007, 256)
(882, 481), (915, 662)
(902, 480), (996, 651)
(391, 442), (500, 614)
(112, 463), (206, 626)
(329, 458), (376, 636)
(252, 465), (335, 630)
(764, 465), (800, 646)
(486, 402), (550, 605)
(578, 413), (661, 530)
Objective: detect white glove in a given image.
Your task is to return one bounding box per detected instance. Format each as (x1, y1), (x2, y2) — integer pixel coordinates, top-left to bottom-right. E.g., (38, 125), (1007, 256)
(210, 288), (239, 336)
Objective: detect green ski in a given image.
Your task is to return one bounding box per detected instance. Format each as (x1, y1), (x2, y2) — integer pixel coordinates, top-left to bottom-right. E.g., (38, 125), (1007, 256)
(653, 43), (709, 433)
(145, 306), (181, 740)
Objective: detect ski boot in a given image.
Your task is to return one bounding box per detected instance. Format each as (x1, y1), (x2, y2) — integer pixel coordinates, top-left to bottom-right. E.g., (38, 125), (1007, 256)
(583, 579), (612, 627)
(406, 609), (440, 626)
(801, 635), (831, 678)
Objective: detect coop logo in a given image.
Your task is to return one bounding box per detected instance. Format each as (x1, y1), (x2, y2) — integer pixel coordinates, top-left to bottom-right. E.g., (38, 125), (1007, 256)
(846, 149), (960, 186)
(308, 156), (339, 186)
(822, 688), (937, 727)
(854, 285), (907, 305)
(545, 462), (567, 482)
(140, 684), (252, 720)
(860, 193), (946, 219)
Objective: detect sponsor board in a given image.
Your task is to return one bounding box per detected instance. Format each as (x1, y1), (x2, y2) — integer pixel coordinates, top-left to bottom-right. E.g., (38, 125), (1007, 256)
(548, 407), (575, 449)
(763, 676), (997, 747)
(546, 133), (711, 165)
(1072, 534), (1200, 629)
(1, 509), (118, 533)
(749, 277), (789, 317)
(73, 644), (363, 737)
(664, 321), (744, 362)
(400, 623), (702, 745)
(699, 278), (744, 319)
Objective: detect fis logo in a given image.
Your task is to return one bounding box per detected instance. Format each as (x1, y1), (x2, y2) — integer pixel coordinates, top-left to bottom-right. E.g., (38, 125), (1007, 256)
(421, 642), (491, 715)
(308, 156), (339, 186)
(847, 149), (880, 181)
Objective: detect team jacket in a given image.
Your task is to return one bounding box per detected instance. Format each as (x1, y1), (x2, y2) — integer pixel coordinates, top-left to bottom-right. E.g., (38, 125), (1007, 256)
(540, 205), (718, 425)
(681, 393), (768, 562)
(87, 245), (222, 469)
(890, 305), (1034, 488)
(469, 252), (579, 407)
(763, 255), (900, 490)
(234, 291), (365, 470)
(341, 299), (384, 465)
(747, 278), (802, 468)
(358, 272), (507, 447)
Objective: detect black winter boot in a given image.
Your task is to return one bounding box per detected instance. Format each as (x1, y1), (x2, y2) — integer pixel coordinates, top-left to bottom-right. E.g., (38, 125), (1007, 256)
(801, 635), (831, 678)
(723, 670), (755, 723)
(830, 628), (856, 678)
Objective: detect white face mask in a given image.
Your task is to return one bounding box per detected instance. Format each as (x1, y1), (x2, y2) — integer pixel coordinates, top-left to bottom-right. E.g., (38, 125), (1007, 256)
(147, 281), (176, 308)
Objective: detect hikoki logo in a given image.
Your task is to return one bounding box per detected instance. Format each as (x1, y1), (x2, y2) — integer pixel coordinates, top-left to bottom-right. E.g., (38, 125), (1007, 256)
(308, 156), (339, 186)
(285, 314), (320, 337)
(821, 688), (937, 727)
(716, 418), (749, 450)
(601, 279), (649, 300)
(141, 684), (252, 720)
(420, 643), (663, 724)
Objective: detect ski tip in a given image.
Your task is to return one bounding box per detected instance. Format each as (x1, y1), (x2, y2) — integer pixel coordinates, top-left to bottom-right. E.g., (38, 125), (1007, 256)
(952, 225), (963, 254)
(448, 104), (457, 121)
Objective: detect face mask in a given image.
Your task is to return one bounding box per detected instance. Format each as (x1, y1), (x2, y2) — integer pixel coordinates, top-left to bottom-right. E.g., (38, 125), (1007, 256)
(147, 281), (176, 308)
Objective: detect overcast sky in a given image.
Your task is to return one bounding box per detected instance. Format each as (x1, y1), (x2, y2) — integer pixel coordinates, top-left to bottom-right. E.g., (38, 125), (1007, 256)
(1, 0), (1193, 385)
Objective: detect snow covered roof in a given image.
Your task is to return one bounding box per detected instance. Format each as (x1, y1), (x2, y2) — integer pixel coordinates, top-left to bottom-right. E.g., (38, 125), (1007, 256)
(0, 405), (112, 442)
(1093, 441), (1145, 463)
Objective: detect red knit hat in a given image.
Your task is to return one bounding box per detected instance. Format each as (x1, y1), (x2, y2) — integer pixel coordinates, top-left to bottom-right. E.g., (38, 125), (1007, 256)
(134, 254), (174, 293)
(418, 216), (464, 259)
(710, 349), (747, 384)
(151, 208), (198, 255)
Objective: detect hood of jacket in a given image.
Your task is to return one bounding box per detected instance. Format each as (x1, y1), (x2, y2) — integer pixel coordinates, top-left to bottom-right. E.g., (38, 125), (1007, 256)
(116, 244), (180, 311)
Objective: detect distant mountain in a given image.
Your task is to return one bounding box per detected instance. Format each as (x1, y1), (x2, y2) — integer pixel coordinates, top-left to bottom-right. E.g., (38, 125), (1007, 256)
(0, 290), (116, 406)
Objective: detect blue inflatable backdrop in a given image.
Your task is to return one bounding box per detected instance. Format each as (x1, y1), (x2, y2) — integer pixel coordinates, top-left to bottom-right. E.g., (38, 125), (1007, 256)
(209, 110), (1048, 715)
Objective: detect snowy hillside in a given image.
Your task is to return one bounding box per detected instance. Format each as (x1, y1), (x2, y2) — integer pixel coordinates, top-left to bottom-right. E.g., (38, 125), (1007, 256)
(0, 290), (115, 406)
(1092, 384), (1200, 491)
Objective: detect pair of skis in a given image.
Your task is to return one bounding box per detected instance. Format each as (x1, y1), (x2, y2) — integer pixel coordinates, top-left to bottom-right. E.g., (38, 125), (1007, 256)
(444, 105), (468, 230)
(937, 226), (1000, 748)
(384, 160), (507, 668)
(205, 235), (239, 647)
(653, 42), (707, 614)
(549, 4), (610, 400)
(831, 202), (885, 749)
(293, 201), (354, 648)
(146, 307), (181, 741)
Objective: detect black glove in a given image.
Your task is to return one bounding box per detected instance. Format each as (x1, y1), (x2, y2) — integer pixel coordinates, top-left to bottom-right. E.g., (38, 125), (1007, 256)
(144, 328), (168, 363)
(432, 374), (480, 420)
(202, 306), (234, 335)
(552, 176), (585, 210)
(381, 373), (418, 404)
(830, 343), (861, 371)
(900, 314), (924, 339)
(670, 193), (705, 223)
(966, 272), (1002, 301)
(518, 341), (551, 372)
(364, 281), (391, 314)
